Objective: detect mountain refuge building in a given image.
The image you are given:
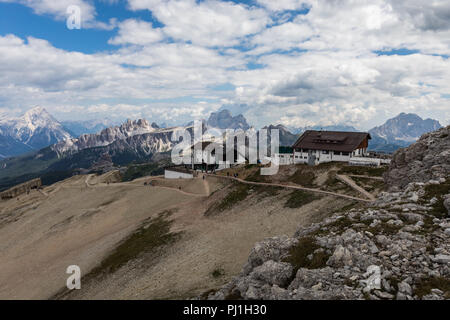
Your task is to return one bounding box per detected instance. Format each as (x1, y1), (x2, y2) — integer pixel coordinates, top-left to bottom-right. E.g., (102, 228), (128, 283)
(291, 130), (380, 166)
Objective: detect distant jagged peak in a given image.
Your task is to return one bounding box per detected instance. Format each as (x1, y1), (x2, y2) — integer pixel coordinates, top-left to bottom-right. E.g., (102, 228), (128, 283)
(207, 109), (250, 130)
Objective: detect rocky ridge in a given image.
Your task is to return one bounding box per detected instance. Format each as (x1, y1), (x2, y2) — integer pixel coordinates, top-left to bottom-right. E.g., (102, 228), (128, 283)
(384, 126), (450, 190)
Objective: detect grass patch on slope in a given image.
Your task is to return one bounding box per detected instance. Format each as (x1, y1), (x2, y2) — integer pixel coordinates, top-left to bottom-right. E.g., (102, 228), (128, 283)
(215, 184), (250, 212)
(284, 190), (320, 208)
(351, 176), (386, 193)
(88, 210), (180, 278)
(288, 166), (316, 187)
(244, 169), (269, 183)
(338, 166), (387, 177)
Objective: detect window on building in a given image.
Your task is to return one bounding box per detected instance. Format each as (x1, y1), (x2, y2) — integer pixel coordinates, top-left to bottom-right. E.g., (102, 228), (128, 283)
(342, 152), (349, 156)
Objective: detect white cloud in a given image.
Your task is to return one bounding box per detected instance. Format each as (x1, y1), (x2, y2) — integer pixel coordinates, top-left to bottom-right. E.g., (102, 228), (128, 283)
(256, 0), (309, 12)
(127, 0), (270, 47)
(109, 19), (164, 45)
(249, 22), (313, 55)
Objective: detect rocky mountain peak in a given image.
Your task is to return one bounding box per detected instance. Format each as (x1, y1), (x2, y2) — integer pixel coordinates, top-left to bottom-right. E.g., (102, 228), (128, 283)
(370, 113), (442, 144)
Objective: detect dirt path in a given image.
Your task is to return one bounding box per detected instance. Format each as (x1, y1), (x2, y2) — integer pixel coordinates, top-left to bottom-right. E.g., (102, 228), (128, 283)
(336, 174), (376, 201)
(150, 185), (206, 197)
(208, 174), (373, 203)
(202, 175), (210, 196)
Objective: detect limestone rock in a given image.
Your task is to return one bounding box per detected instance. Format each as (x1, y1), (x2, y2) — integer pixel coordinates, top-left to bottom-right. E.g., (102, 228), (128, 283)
(250, 260), (293, 288)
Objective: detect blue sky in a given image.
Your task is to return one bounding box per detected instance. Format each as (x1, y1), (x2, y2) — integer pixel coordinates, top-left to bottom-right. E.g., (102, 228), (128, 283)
(0, 1), (154, 53)
(0, 0), (449, 129)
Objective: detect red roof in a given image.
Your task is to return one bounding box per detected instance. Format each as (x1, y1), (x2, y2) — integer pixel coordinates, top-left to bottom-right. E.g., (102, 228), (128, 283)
(292, 130), (371, 152)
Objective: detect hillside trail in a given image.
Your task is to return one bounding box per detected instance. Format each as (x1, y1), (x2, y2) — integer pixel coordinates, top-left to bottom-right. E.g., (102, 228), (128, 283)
(208, 174), (374, 203)
(336, 174), (376, 201)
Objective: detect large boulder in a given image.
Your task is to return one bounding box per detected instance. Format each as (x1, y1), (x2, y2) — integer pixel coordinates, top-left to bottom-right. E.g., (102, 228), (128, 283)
(250, 260), (293, 288)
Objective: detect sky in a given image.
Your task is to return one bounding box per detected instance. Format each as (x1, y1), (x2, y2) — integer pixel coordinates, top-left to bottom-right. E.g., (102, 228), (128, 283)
(0, 0), (449, 130)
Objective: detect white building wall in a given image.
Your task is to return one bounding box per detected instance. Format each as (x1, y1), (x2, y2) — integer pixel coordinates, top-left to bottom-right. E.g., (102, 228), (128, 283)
(332, 153), (351, 162)
(274, 153), (294, 165)
(293, 151), (309, 164)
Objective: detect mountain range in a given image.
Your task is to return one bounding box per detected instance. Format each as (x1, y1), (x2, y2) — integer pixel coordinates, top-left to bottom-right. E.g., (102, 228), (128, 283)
(0, 107), (443, 191)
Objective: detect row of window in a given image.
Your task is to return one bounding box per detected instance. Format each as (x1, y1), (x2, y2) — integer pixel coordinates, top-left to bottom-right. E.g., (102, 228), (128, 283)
(295, 150), (351, 156)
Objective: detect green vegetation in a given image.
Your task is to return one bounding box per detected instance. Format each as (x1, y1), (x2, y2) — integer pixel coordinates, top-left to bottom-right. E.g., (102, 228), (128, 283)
(415, 277), (450, 299)
(245, 169), (269, 183)
(421, 179), (450, 218)
(338, 165), (387, 177)
(352, 176), (385, 193)
(122, 162), (165, 182)
(288, 166), (316, 187)
(252, 185), (282, 197)
(284, 190), (320, 208)
(87, 210), (180, 278)
(318, 216), (402, 237)
(283, 236), (330, 272)
(215, 184), (250, 212)
(366, 221), (403, 235)
(0, 169), (75, 192)
(325, 216), (354, 231)
(0, 148), (58, 181)
(333, 202), (360, 215)
(211, 268), (225, 278)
